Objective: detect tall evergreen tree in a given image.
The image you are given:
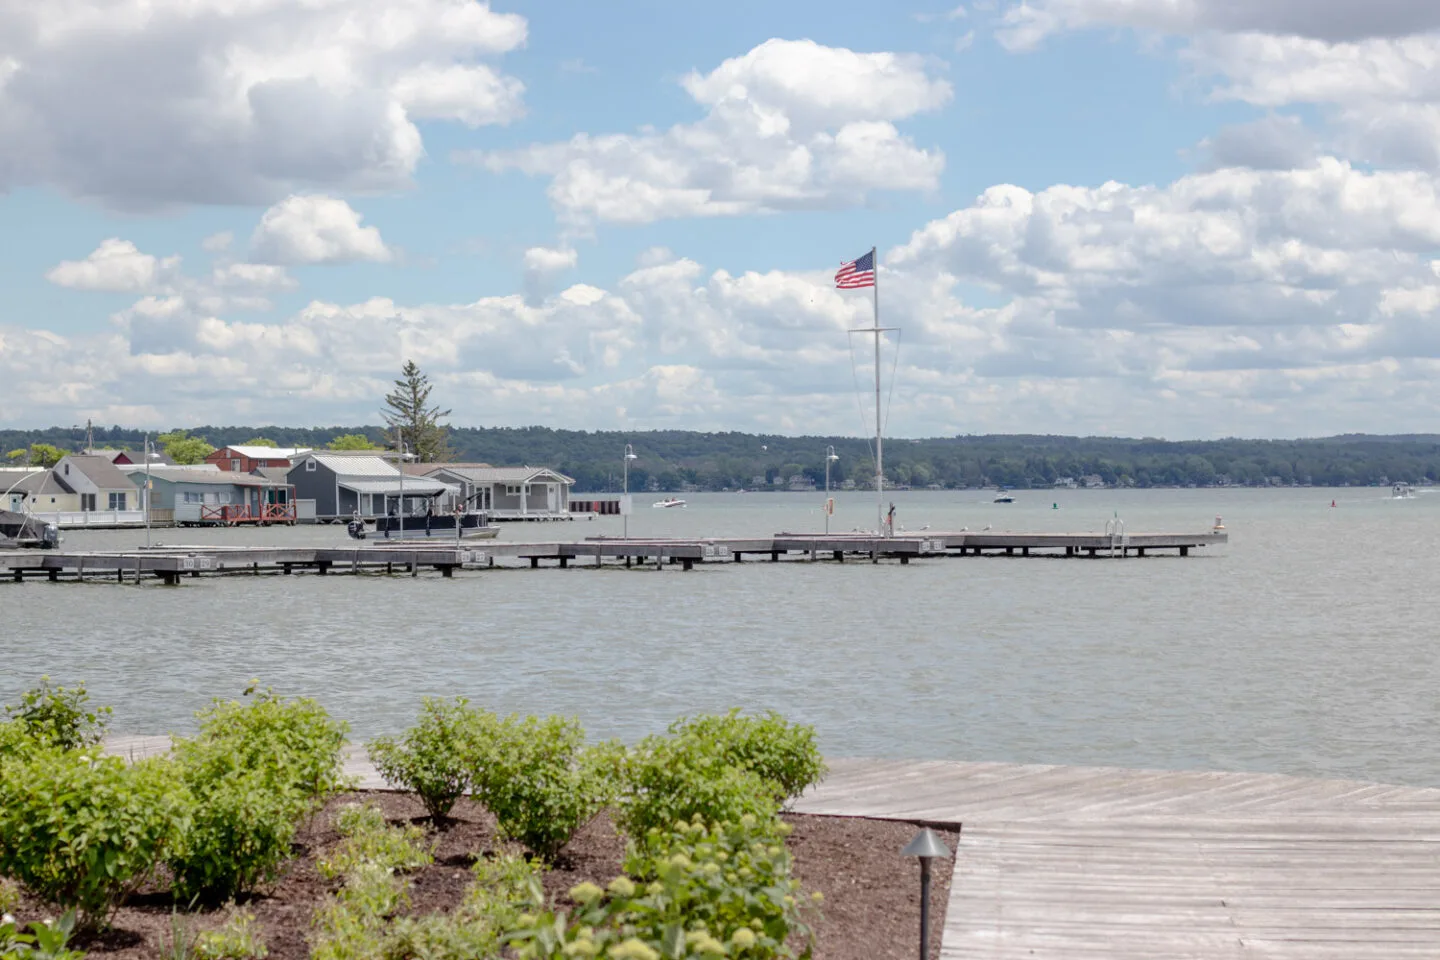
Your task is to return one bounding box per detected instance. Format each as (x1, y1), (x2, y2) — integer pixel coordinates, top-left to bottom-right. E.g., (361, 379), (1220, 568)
(382, 360), (452, 462)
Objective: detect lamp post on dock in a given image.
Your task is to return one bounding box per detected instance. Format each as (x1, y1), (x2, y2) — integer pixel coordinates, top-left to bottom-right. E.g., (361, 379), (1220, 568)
(622, 444), (636, 540)
(824, 446), (839, 535)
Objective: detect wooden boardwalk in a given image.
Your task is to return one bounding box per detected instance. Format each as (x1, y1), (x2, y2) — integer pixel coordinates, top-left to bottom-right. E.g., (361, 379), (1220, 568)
(792, 759), (1440, 959)
(101, 738), (1437, 956)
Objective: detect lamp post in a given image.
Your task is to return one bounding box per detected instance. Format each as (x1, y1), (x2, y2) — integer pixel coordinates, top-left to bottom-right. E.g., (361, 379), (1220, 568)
(902, 827), (952, 960)
(824, 446), (839, 535)
(144, 435), (154, 548)
(622, 444), (636, 540)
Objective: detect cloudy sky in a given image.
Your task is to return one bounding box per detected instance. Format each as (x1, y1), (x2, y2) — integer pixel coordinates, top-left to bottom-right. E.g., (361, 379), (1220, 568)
(3, 0), (1440, 438)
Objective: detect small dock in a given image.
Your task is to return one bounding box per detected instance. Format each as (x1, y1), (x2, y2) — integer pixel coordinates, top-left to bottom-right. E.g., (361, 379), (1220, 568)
(0, 529), (1227, 584)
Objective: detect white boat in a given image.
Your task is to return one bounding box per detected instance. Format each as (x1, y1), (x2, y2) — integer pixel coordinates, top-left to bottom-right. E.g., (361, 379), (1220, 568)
(993, 493), (1015, 504)
(1393, 482), (1415, 499)
(653, 497), (687, 509)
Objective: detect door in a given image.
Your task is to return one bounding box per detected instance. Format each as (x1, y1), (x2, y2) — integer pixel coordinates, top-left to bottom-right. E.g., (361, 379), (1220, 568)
(547, 483), (558, 512)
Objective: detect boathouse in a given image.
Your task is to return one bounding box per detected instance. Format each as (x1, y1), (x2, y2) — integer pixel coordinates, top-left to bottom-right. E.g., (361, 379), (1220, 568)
(206, 445), (311, 473)
(287, 453), (456, 521)
(424, 465), (574, 520)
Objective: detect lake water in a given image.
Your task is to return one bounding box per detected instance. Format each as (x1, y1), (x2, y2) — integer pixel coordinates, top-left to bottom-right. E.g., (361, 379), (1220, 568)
(5, 487), (1439, 788)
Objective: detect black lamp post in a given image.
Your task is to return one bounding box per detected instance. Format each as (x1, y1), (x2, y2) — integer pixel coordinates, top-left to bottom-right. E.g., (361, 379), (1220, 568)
(901, 827), (952, 960)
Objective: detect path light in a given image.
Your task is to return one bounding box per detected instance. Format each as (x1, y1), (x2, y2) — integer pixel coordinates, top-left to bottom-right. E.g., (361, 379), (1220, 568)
(901, 827), (951, 960)
(622, 444), (637, 540)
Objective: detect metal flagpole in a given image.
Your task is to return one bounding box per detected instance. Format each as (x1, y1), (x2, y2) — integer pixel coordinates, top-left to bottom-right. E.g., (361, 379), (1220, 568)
(871, 246), (884, 536)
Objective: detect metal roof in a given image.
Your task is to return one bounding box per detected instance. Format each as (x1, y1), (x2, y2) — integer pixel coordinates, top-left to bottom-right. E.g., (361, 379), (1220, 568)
(140, 467), (290, 488)
(339, 477), (456, 495)
(298, 453), (402, 478)
(219, 445), (310, 460)
(428, 465), (575, 485)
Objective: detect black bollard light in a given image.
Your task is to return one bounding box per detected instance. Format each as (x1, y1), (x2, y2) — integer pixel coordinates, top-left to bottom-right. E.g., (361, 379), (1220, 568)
(901, 827), (952, 960)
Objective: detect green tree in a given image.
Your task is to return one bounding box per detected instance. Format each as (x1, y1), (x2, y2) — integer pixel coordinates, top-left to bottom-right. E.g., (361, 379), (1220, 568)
(5, 448), (25, 463)
(26, 443), (67, 467)
(382, 360), (452, 463)
(242, 437), (278, 448)
(328, 433), (383, 451)
(157, 431), (216, 465)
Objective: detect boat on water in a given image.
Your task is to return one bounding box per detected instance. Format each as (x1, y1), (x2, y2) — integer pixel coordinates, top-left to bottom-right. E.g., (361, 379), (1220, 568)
(1393, 482), (1415, 499)
(653, 497), (687, 509)
(348, 512), (499, 541)
(0, 510), (60, 549)
(993, 492), (1015, 504)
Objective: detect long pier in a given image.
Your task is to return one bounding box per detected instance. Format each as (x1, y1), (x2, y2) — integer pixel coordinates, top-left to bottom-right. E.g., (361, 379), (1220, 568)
(0, 530), (1226, 583)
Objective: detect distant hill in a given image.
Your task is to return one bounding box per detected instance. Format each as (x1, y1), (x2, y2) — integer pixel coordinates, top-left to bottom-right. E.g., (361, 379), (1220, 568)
(5, 425), (1439, 491)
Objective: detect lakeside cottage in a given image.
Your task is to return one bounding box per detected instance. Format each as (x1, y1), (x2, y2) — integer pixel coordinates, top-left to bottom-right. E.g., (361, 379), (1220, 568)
(53, 455), (137, 513)
(206, 445), (312, 473)
(123, 466), (297, 525)
(287, 453), (456, 521)
(423, 464), (574, 520)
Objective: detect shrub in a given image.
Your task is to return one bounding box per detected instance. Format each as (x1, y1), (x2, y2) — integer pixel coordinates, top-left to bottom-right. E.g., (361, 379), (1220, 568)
(0, 877), (18, 916)
(0, 749), (185, 932)
(470, 715), (612, 861)
(309, 863), (407, 960)
(195, 908), (268, 960)
(0, 911), (84, 960)
(507, 815), (816, 960)
(168, 688), (350, 904)
(174, 688), (350, 805)
(612, 736), (777, 840)
(0, 721), (34, 761)
(317, 804), (433, 881)
(366, 698), (488, 822)
(3, 678), (110, 752)
(167, 771), (306, 905)
(668, 711), (826, 802)
(380, 852), (544, 960)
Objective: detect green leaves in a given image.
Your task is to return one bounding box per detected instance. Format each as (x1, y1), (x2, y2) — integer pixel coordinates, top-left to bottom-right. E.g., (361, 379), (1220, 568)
(3, 678), (110, 753)
(366, 697), (484, 822)
(0, 750), (186, 933)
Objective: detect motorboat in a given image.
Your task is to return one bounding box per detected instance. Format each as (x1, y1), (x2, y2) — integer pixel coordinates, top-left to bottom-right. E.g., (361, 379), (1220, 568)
(993, 492), (1015, 504)
(1393, 482), (1415, 499)
(653, 497), (687, 508)
(0, 510), (60, 549)
(350, 512), (499, 541)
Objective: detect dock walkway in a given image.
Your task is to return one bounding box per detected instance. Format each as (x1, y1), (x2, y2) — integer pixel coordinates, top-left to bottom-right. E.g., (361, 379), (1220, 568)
(101, 738), (1440, 957)
(0, 529), (1227, 583)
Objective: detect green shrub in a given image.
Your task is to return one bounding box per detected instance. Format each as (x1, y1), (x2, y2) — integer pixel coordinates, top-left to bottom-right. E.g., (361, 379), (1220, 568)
(377, 852), (544, 960)
(167, 771), (306, 905)
(309, 862), (406, 960)
(174, 688), (350, 805)
(0, 911), (85, 960)
(612, 735), (777, 840)
(167, 688), (350, 904)
(0, 721), (34, 761)
(317, 804), (433, 881)
(507, 815), (816, 960)
(0, 749), (185, 932)
(3, 678), (110, 752)
(470, 715), (612, 861)
(0, 877), (18, 916)
(668, 711), (826, 801)
(195, 908), (267, 960)
(366, 698), (488, 823)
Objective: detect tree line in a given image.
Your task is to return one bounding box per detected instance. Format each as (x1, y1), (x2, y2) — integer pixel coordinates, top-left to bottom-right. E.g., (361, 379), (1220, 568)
(5, 425), (1440, 491)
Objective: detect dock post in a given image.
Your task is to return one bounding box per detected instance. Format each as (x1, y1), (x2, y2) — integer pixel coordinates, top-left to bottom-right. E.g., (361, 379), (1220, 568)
(386, 562), (393, 574)
(1006, 547), (1014, 556)
(559, 556), (568, 569)
(1085, 547), (1096, 557)
(871, 549), (877, 564)
(900, 555), (909, 565)
(531, 557), (540, 569)
(625, 556), (631, 568)
(1065, 546), (1073, 557)
(734, 552), (743, 563)
(595, 552), (602, 567)
(283, 563), (293, 575)
(682, 558), (694, 571)
(51, 569), (62, 582)
(771, 551), (780, 562)
(1136, 547), (1146, 557)
(115, 568), (122, 583)
(834, 550), (843, 562)
(253, 562), (259, 575)
(1180, 545), (1189, 557)
(441, 566), (454, 578)
(1022, 547), (1029, 557)
(411, 555), (418, 577)
(317, 562), (329, 575)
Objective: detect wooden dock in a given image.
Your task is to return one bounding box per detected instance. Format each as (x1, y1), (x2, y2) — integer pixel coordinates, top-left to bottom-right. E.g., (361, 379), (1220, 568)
(0, 529), (1227, 583)
(794, 758), (1440, 959)
(102, 736), (1440, 958)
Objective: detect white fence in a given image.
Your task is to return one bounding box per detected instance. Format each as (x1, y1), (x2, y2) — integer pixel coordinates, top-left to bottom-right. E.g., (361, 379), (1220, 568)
(48, 510), (148, 528)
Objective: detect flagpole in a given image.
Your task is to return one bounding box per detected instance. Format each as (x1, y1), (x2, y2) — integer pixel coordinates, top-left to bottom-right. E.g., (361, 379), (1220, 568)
(872, 246), (884, 536)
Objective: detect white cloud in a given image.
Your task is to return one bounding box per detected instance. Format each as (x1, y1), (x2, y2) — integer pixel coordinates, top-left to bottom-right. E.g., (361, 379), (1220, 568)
(249, 195), (392, 265)
(201, 232), (234, 254)
(523, 246), (579, 274)
(0, 0), (527, 207)
(44, 239), (180, 292)
(211, 263), (297, 290)
(468, 39), (949, 227)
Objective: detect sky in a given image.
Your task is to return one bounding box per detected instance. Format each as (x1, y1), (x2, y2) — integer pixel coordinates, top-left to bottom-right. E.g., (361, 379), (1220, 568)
(3, 0), (1440, 439)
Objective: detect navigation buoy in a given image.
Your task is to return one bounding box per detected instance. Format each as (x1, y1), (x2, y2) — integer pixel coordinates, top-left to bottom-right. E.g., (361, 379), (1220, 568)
(1212, 515), (1225, 532)
(1331, 499), (1337, 507)
(1052, 502), (1058, 509)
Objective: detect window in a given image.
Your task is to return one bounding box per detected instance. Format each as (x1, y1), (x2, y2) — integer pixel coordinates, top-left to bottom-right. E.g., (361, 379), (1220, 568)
(305, 459), (317, 472)
(108, 492), (126, 510)
(183, 492), (203, 504)
(231, 459), (241, 471)
(80, 493), (96, 511)
(505, 484), (521, 496)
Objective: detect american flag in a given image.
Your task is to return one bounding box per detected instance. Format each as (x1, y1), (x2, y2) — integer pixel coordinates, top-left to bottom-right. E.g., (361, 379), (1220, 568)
(835, 249), (875, 289)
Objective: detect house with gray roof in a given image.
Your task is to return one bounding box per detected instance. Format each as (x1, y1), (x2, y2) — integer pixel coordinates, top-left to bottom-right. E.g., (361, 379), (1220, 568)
(287, 453), (457, 521)
(124, 467), (297, 525)
(425, 464), (574, 520)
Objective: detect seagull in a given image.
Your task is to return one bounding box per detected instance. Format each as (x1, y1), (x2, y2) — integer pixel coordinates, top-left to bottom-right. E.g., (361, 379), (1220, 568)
(983, 524), (992, 531)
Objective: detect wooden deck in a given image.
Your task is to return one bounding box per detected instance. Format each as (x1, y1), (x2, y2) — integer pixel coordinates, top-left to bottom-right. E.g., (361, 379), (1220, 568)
(100, 738), (1440, 956)
(793, 758), (1440, 959)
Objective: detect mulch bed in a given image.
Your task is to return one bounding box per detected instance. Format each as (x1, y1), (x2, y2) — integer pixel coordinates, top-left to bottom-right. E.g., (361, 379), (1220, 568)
(7, 792), (959, 960)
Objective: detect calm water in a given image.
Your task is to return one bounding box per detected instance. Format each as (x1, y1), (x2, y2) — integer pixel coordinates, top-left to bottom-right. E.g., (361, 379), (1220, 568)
(5, 488), (1439, 787)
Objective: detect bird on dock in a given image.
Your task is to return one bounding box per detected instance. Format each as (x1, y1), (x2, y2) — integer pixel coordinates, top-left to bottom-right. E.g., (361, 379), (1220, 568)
(983, 524), (992, 531)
